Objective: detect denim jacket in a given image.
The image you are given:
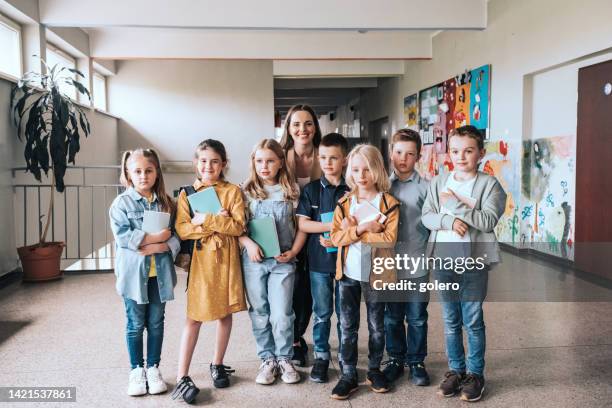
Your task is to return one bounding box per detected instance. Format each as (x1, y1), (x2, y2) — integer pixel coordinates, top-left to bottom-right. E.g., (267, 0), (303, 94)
(109, 187), (180, 304)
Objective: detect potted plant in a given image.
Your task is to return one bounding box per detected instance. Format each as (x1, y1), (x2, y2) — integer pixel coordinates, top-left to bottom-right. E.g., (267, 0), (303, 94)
(11, 60), (92, 281)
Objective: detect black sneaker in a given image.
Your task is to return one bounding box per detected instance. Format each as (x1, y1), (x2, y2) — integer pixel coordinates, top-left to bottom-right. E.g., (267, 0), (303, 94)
(460, 373), (485, 402)
(170, 376), (200, 404)
(291, 337), (308, 367)
(210, 363), (235, 388)
(331, 375), (358, 400)
(408, 362), (430, 386)
(438, 370), (465, 397)
(309, 358), (329, 383)
(381, 359), (404, 383)
(365, 369), (390, 393)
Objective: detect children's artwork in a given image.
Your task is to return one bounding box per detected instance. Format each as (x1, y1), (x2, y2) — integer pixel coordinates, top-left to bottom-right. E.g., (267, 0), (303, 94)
(403, 93), (418, 130)
(419, 87), (439, 130)
(521, 135), (575, 259)
(417, 64), (491, 139)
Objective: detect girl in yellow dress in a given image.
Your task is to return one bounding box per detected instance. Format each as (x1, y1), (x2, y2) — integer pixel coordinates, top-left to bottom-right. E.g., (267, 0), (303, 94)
(171, 139), (247, 404)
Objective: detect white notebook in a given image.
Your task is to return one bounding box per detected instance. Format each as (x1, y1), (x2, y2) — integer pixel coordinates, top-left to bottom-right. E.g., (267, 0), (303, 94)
(353, 201), (387, 224)
(142, 211), (170, 233)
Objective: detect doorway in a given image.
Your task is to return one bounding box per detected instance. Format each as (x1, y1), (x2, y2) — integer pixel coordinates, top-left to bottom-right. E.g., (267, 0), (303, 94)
(575, 59), (612, 279)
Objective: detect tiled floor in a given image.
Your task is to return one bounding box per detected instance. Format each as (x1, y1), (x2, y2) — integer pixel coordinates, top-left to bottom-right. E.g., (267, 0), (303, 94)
(1, 251), (612, 407)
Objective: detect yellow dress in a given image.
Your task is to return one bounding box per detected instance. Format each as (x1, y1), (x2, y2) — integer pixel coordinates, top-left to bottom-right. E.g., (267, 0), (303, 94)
(175, 179), (247, 322)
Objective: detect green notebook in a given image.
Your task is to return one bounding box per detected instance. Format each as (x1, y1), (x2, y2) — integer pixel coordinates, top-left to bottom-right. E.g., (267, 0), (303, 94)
(248, 217), (281, 258)
(187, 187), (222, 214)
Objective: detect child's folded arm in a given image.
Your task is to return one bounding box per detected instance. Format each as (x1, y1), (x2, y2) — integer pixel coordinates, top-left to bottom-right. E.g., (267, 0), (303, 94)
(330, 206), (360, 246)
(298, 216), (330, 233)
(109, 203), (145, 251)
(361, 205), (399, 247)
(456, 182), (507, 233)
(174, 191), (206, 240)
(421, 183), (455, 231)
(200, 188), (247, 237)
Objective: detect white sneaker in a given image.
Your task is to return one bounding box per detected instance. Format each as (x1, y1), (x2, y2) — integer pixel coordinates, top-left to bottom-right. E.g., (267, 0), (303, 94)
(146, 365), (168, 394)
(255, 358), (278, 385)
(127, 366), (147, 396)
(278, 358), (300, 384)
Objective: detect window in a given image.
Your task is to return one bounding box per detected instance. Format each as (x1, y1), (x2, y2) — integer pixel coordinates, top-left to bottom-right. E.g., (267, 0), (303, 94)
(93, 72), (107, 111)
(0, 13), (22, 79)
(46, 44), (77, 100)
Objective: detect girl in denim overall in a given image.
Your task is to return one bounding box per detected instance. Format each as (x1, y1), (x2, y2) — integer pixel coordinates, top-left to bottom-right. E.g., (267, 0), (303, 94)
(239, 139), (307, 385)
(109, 148), (180, 397)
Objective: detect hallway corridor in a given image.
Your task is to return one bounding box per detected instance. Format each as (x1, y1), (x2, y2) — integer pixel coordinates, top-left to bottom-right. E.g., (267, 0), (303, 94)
(1, 251), (611, 407)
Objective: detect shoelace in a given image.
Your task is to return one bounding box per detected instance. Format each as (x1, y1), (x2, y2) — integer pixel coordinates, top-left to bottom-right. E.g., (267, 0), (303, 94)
(277, 359), (294, 373)
(258, 359), (276, 373)
(170, 376), (196, 400)
(381, 359), (402, 368)
(462, 373), (480, 386)
(131, 368), (146, 383)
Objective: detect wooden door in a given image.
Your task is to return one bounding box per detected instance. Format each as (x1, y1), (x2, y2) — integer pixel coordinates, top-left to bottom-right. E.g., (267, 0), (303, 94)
(575, 59), (612, 279)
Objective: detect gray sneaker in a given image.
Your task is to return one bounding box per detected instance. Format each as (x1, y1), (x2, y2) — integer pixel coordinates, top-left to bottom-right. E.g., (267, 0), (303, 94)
(255, 358), (278, 385)
(278, 358), (300, 384)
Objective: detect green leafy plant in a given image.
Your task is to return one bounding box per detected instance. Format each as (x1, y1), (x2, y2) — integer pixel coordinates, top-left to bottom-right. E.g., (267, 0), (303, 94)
(10, 59), (92, 244)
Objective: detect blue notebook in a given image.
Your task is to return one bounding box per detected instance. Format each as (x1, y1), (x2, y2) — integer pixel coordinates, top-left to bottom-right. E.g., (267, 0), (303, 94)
(320, 211), (337, 253)
(187, 187), (222, 214)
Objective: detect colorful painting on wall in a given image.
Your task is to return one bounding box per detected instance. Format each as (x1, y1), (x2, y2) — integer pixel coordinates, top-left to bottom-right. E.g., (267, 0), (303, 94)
(520, 135), (575, 259)
(412, 64), (492, 178)
(403, 93), (418, 130)
(417, 64), (491, 141)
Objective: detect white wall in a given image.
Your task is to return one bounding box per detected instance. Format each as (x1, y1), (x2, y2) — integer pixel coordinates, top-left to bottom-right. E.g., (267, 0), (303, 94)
(0, 78), (19, 276)
(357, 0), (612, 258)
(108, 59), (274, 189)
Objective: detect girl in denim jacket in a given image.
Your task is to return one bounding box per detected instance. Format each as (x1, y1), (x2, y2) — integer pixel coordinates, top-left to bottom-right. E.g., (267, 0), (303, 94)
(109, 148), (180, 397)
(239, 139), (307, 385)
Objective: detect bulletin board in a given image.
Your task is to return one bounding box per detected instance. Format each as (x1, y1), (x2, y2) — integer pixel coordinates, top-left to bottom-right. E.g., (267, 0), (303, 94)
(417, 64), (491, 146)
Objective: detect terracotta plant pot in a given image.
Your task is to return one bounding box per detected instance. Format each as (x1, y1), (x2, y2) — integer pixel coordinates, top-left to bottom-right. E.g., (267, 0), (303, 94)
(17, 242), (65, 282)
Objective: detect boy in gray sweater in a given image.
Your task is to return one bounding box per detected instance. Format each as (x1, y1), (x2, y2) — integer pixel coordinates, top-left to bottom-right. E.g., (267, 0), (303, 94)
(422, 125), (506, 403)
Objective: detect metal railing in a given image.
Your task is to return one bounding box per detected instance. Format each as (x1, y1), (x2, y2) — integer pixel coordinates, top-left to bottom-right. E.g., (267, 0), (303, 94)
(12, 165), (123, 270)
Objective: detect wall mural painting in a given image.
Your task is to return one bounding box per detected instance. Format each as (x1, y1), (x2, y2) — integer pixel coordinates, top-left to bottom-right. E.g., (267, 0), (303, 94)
(521, 135), (575, 259)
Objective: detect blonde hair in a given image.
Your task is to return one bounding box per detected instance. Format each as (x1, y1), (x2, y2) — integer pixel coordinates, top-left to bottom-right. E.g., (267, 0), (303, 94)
(120, 148), (176, 215)
(243, 139), (300, 201)
(345, 144), (391, 193)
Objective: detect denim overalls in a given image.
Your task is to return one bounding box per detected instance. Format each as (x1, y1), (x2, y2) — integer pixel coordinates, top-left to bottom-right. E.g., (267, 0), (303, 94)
(242, 198), (297, 360)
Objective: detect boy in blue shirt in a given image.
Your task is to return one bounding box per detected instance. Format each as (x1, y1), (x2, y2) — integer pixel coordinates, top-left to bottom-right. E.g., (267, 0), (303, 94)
(382, 129), (431, 386)
(296, 133), (350, 383)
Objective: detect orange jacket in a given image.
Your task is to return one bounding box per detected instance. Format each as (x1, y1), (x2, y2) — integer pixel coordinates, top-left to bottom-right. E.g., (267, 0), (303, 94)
(330, 192), (400, 286)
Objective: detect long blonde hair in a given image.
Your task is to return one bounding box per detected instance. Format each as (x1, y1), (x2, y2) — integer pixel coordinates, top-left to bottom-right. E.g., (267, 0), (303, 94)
(120, 148), (176, 215)
(345, 144), (391, 193)
(243, 139), (299, 201)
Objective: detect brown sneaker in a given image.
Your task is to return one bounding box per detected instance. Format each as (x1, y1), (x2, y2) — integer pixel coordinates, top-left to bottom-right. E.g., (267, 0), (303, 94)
(438, 370), (465, 397)
(460, 373), (485, 402)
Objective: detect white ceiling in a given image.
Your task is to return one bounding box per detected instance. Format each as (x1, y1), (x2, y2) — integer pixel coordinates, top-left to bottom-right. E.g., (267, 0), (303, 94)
(33, 0), (488, 76)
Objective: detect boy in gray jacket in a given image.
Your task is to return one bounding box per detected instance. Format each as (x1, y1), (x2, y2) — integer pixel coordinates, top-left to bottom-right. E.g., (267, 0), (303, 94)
(422, 125), (506, 403)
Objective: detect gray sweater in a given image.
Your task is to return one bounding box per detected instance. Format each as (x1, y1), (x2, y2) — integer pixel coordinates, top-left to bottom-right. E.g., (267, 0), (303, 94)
(421, 171), (507, 264)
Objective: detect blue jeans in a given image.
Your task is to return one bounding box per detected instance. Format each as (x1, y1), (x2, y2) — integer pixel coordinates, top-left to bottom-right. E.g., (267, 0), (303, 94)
(337, 276), (385, 375)
(310, 271), (340, 360)
(434, 268), (489, 376)
(384, 275), (429, 364)
(243, 256), (296, 360)
(123, 277), (166, 369)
